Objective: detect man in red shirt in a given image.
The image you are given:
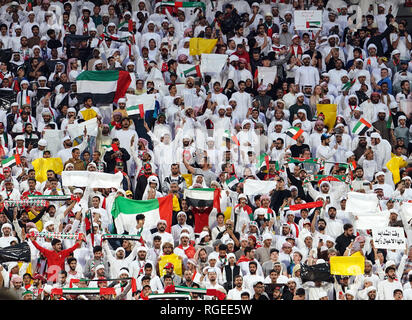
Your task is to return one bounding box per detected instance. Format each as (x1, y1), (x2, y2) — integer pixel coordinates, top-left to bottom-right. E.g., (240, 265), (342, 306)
(21, 178), (42, 198)
(29, 233), (84, 282)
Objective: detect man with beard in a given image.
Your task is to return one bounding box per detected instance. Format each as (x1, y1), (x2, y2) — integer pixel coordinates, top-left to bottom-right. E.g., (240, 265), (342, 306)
(373, 108), (393, 143)
(56, 130), (89, 164)
(130, 246), (154, 279)
(316, 134), (338, 173)
(353, 135), (368, 160)
(295, 54), (320, 92)
(103, 138), (131, 174)
(359, 92), (386, 124)
(377, 266), (403, 300)
(288, 92), (313, 124)
(151, 220), (174, 246)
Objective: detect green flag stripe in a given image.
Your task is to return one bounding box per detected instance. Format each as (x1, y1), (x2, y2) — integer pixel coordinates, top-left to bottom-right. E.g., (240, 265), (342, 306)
(76, 70), (120, 82)
(111, 196), (159, 219)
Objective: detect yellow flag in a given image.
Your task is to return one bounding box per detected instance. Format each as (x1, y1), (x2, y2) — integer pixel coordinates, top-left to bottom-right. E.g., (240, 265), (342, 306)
(224, 206), (232, 222)
(182, 173), (193, 187)
(80, 108), (97, 121)
(330, 255), (365, 275)
(172, 195), (181, 212)
(158, 253), (183, 277)
(189, 38), (217, 56)
(18, 262), (32, 276)
(32, 158), (64, 183)
(386, 156), (407, 184)
(316, 104), (337, 130)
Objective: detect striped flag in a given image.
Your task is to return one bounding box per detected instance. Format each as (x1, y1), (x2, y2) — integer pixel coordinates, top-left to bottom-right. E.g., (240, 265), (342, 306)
(182, 64), (202, 78)
(306, 21), (321, 28)
(111, 194), (173, 234)
(286, 126), (304, 140)
(76, 70), (131, 104)
(160, 1), (206, 10)
(183, 188), (220, 210)
(225, 176), (239, 189)
(352, 118), (371, 135)
(256, 153), (270, 170)
(223, 130), (240, 146)
(1, 154), (21, 168)
(342, 78), (356, 91)
(126, 93), (156, 118)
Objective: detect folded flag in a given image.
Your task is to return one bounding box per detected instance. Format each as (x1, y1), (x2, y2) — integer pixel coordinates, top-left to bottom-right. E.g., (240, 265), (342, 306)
(286, 126), (304, 140)
(256, 153), (270, 170)
(1, 154), (21, 168)
(330, 255), (364, 276)
(342, 78), (356, 91)
(223, 129), (240, 146)
(352, 118), (371, 135)
(61, 171), (124, 189)
(76, 70), (131, 104)
(225, 176), (239, 189)
(184, 188), (221, 211)
(126, 93), (156, 118)
(189, 38), (218, 56)
(85, 209), (94, 247)
(111, 194), (173, 234)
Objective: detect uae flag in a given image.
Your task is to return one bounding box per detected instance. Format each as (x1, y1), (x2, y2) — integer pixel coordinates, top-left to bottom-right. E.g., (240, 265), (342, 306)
(111, 194), (173, 234)
(225, 176), (239, 189)
(182, 65), (202, 78)
(342, 78), (356, 91)
(286, 126), (304, 140)
(126, 93), (156, 118)
(161, 1), (206, 10)
(223, 129), (240, 146)
(352, 118), (371, 135)
(306, 21), (321, 28)
(76, 70), (131, 104)
(184, 188), (221, 211)
(2, 154), (21, 168)
(256, 153), (270, 170)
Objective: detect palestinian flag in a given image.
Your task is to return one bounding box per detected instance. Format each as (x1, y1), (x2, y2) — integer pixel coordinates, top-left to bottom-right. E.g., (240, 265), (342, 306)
(342, 78), (356, 91)
(2, 154), (21, 168)
(286, 126), (304, 140)
(352, 118), (371, 135)
(76, 70), (131, 104)
(306, 21), (321, 29)
(182, 65), (202, 78)
(111, 194), (173, 234)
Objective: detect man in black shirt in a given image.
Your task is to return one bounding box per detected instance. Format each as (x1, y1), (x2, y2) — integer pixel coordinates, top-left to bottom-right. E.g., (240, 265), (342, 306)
(251, 281), (270, 300)
(335, 223), (356, 256)
(289, 135), (310, 158)
(304, 39), (322, 69)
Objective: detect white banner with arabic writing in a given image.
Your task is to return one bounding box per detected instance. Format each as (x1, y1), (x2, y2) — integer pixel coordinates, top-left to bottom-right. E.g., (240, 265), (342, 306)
(372, 227), (407, 250)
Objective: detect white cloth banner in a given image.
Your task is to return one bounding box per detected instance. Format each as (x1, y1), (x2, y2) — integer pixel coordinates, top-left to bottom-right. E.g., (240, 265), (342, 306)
(294, 10), (323, 30)
(43, 129), (64, 157)
(200, 54), (228, 73)
(126, 93), (156, 111)
(355, 215), (388, 230)
(400, 202), (412, 230)
(257, 66), (277, 86)
(372, 227), (407, 250)
(243, 179), (277, 195)
(346, 192), (379, 214)
(158, 84), (186, 97)
(61, 171), (123, 189)
(67, 117), (98, 138)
